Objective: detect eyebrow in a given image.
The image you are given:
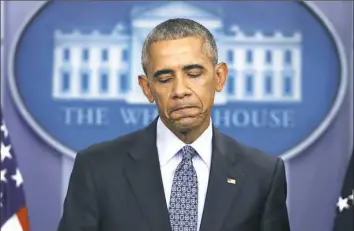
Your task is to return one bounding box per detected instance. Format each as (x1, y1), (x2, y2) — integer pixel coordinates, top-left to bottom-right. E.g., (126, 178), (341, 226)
(182, 64), (205, 71)
(152, 69), (174, 78)
(152, 64), (205, 78)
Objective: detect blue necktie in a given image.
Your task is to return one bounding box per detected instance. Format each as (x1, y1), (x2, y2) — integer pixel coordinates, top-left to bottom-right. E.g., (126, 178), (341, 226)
(168, 145), (198, 231)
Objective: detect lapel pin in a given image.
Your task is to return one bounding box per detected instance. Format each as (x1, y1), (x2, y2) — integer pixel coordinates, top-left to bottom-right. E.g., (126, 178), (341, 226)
(227, 178), (236, 185)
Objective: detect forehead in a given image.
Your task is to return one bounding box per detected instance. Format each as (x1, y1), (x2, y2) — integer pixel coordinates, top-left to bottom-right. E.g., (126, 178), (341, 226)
(147, 37), (211, 72)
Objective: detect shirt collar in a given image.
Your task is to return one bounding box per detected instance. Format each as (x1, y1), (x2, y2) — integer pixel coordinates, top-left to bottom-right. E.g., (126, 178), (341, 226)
(156, 117), (213, 168)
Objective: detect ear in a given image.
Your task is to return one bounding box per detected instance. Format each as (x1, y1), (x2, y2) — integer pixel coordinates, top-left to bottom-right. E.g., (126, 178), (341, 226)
(138, 75), (155, 103)
(215, 62), (228, 92)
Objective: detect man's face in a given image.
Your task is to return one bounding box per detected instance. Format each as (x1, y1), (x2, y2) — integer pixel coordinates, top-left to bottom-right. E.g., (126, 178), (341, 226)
(139, 36), (228, 132)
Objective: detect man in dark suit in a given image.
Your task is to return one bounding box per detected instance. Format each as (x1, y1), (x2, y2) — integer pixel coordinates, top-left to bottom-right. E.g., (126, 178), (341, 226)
(57, 18), (291, 231)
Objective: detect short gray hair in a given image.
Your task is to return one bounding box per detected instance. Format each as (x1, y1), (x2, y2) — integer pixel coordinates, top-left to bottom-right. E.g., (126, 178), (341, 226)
(141, 18), (218, 75)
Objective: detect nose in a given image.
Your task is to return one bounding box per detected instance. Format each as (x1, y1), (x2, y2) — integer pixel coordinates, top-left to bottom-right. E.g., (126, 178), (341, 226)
(172, 76), (191, 99)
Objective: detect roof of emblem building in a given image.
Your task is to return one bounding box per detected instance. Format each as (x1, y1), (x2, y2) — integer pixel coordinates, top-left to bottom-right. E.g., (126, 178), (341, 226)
(130, 1), (223, 19)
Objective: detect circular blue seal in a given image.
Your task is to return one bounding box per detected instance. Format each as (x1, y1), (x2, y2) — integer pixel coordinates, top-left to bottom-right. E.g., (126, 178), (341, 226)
(8, 1), (348, 159)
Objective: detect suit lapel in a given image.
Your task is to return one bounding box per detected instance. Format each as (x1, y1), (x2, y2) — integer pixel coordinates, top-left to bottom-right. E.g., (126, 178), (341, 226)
(124, 118), (171, 231)
(199, 128), (246, 231)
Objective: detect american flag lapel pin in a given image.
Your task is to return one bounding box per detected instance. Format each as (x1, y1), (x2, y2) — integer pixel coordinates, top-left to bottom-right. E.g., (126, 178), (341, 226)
(227, 178), (236, 185)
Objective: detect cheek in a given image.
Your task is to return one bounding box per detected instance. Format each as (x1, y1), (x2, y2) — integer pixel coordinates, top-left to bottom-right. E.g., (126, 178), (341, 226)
(152, 88), (170, 108)
(192, 79), (215, 106)
(202, 91), (215, 107)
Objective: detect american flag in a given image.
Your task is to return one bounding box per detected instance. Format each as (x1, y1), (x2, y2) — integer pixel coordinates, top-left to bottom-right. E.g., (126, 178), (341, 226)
(332, 152), (353, 231)
(0, 113), (30, 231)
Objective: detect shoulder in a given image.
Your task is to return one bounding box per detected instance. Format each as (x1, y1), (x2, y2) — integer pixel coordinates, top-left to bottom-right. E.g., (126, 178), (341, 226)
(217, 131), (285, 177)
(74, 127), (146, 166)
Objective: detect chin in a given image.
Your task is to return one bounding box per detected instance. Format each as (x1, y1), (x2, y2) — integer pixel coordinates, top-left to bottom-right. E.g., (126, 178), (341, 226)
(172, 117), (202, 132)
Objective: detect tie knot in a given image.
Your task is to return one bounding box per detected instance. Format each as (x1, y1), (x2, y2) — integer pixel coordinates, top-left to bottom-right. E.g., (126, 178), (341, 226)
(181, 145), (197, 161)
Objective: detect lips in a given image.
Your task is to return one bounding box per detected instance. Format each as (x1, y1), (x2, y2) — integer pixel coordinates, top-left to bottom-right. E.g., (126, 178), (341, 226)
(171, 106), (197, 112)
(169, 106), (200, 119)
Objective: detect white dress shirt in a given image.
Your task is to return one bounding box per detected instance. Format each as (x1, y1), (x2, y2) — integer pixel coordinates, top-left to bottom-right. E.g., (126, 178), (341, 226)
(156, 117), (212, 231)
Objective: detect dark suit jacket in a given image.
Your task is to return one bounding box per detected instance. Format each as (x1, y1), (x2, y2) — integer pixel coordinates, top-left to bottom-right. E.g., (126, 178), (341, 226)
(57, 117), (291, 231)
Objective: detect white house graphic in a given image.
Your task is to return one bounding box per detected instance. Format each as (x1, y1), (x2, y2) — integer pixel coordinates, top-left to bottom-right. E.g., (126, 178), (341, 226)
(52, 1), (302, 104)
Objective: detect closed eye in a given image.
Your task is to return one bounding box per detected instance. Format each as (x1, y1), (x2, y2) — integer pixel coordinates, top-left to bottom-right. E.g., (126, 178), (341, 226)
(183, 64), (205, 78)
(188, 73), (201, 78)
(159, 78), (172, 83)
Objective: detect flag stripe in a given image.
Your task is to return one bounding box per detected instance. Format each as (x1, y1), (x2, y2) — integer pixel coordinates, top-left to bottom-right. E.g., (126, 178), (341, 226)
(1, 214), (23, 231)
(17, 207), (30, 231)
